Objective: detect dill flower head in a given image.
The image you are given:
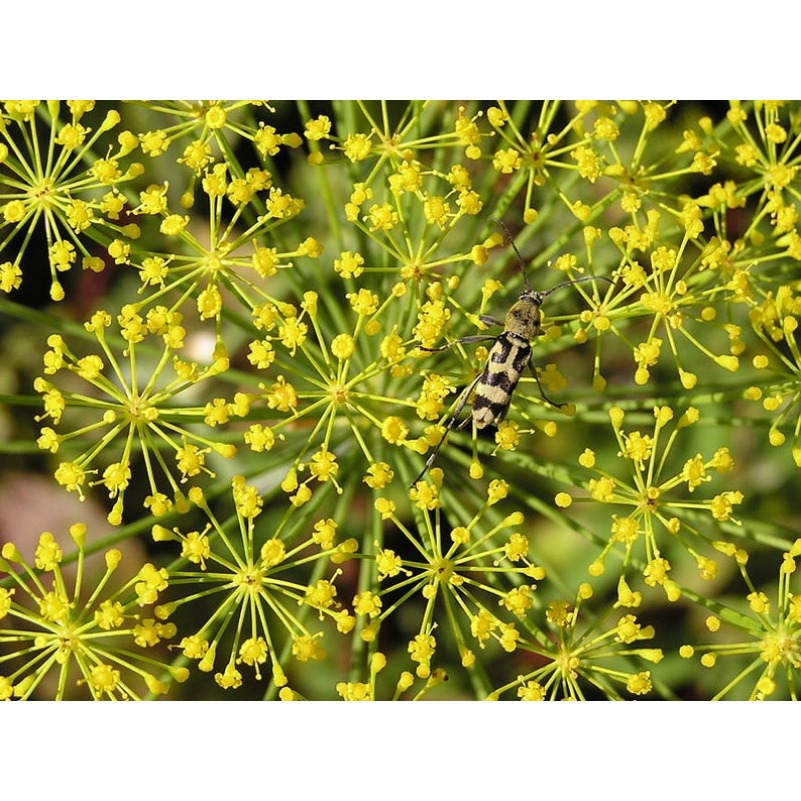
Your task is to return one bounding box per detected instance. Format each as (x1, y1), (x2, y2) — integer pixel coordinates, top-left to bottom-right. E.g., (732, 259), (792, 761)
(0, 524), (186, 699)
(0, 101), (141, 301)
(680, 539), (801, 700)
(488, 582), (662, 701)
(151, 478), (349, 692)
(35, 310), (236, 524)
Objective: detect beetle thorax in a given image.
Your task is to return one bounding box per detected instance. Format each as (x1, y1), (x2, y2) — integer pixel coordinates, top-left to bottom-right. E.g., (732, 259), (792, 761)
(503, 291), (544, 340)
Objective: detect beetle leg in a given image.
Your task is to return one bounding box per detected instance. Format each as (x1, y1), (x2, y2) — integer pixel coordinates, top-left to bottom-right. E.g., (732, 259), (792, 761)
(527, 355), (567, 408)
(410, 372), (483, 486)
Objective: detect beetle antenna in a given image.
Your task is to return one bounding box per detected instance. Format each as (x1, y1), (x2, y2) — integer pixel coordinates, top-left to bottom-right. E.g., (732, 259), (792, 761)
(543, 274), (615, 297)
(492, 217), (532, 291)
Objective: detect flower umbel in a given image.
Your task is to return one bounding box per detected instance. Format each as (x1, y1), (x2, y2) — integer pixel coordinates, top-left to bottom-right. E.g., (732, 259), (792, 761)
(151, 478), (349, 691)
(35, 310), (236, 523)
(488, 583), (662, 700)
(566, 405), (742, 599)
(0, 101), (140, 301)
(0, 524), (186, 699)
(680, 539), (801, 700)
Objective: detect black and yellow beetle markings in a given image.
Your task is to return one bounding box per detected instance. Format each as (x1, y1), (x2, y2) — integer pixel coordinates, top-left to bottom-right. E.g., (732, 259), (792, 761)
(411, 221), (613, 486)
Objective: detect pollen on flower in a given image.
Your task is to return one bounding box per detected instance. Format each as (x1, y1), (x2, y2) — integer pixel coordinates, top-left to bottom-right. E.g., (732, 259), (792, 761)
(620, 431), (654, 467)
(494, 420), (520, 451)
(309, 449), (339, 484)
(546, 600), (573, 627)
(409, 632), (436, 677)
(572, 201), (591, 221)
(264, 375), (299, 412)
(0, 261), (23, 293)
(700, 653), (717, 668)
(470, 609), (497, 647)
(454, 107), (483, 159)
(643, 557), (670, 587)
(588, 559), (605, 576)
(380, 332), (406, 364)
(34, 532), (63, 571)
(176, 443), (209, 480)
(423, 195), (451, 228)
(492, 148), (522, 174)
(381, 416), (408, 445)
(682, 455), (709, 491)
(517, 681), (546, 701)
(615, 576), (642, 608)
(572, 145), (603, 183)
(487, 479), (509, 504)
(376, 548), (405, 579)
(303, 115), (332, 142)
(448, 525), (469, 546)
(237, 637), (268, 676)
(410, 479), (440, 511)
(615, 614), (654, 644)
(365, 203), (397, 232)
(139, 129), (169, 157)
(342, 133), (373, 163)
(292, 635), (325, 663)
(335, 611), (355, 633)
(353, 590), (382, 618)
(589, 476), (615, 501)
(94, 599), (125, 631)
(261, 538), (287, 568)
(347, 288), (379, 316)
(311, 518), (337, 550)
(374, 497), (396, 520)
(555, 492), (572, 508)
(333, 250), (365, 279)
(626, 671), (652, 696)
(469, 460), (484, 480)
(247, 339), (276, 370)
(134, 619), (176, 648)
(215, 664), (243, 690)
(500, 585), (536, 618)
(278, 316), (308, 355)
(710, 491), (743, 521)
(747, 591), (770, 615)
(331, 333), (355, 361)
(611, 516), (639, 544)
(159, 214), (189, 236)
(364, 462), (393, 489)
(696, 556), (718, 581)
(336, 681), (371, 701)
(88, 664), (122, 695)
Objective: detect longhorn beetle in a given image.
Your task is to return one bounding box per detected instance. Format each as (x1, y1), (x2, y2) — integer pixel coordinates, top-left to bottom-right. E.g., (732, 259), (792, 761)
(411, 220), (613, 486)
